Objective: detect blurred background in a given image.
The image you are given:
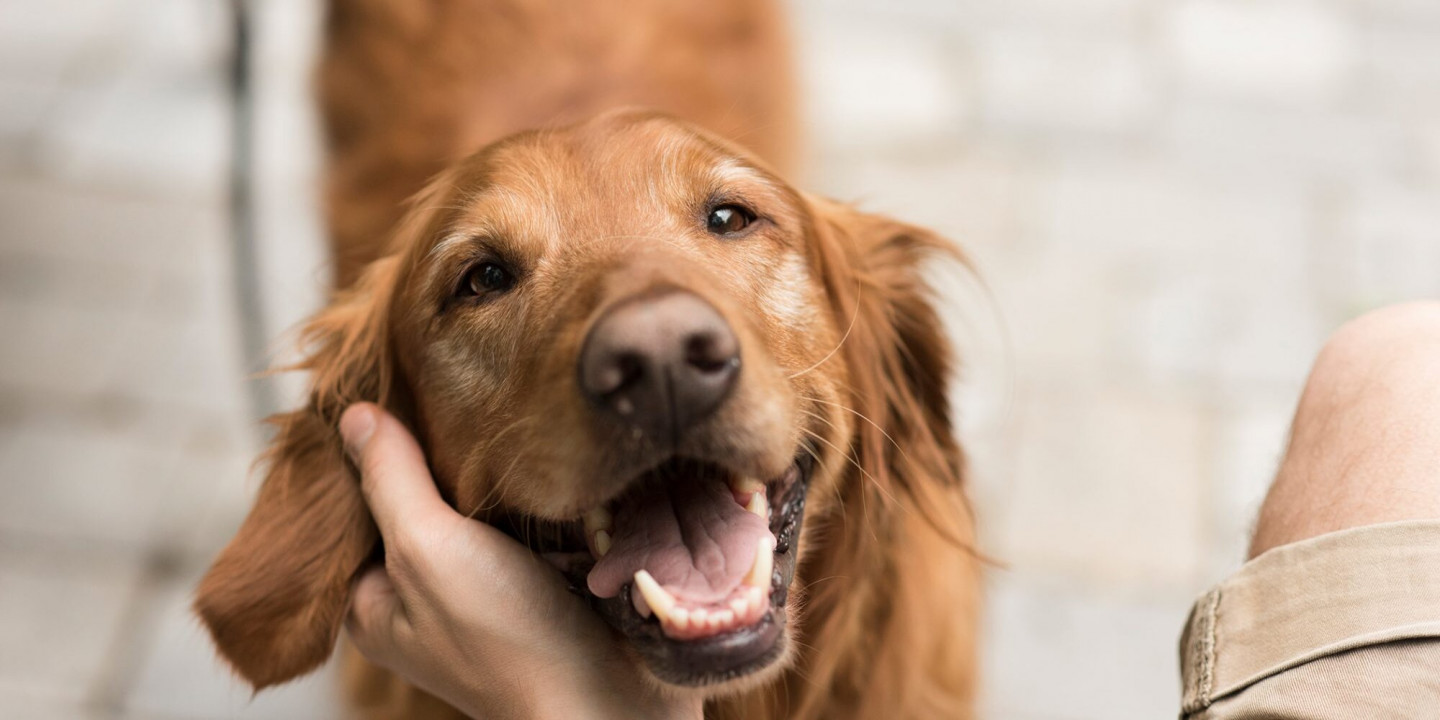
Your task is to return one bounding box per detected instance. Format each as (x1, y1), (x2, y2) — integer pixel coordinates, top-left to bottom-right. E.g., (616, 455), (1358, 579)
(1, 0), (1438, 718)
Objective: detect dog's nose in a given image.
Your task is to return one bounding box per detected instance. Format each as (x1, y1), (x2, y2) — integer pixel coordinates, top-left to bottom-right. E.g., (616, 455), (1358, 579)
(579, 290), (740, 440)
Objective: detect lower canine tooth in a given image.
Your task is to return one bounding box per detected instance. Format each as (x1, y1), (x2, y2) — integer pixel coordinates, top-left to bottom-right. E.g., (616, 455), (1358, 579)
(744, 536), (774, 588)
(633, 570), (677, 620)
(633, 591), (653, 618)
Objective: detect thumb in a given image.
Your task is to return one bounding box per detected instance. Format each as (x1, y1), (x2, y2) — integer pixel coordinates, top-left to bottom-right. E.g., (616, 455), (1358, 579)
(339, 403), (456, 540)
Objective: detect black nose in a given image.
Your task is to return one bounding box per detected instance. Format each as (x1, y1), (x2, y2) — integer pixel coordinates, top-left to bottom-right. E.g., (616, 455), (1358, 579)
(579, 290), (740, 442)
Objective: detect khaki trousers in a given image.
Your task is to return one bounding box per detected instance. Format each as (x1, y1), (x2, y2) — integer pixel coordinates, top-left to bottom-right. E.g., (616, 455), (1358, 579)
(1181, 521), (1440, 719)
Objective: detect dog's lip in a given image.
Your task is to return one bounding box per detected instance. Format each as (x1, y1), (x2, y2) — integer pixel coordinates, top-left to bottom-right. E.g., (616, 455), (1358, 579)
(556, 448), (813, 686)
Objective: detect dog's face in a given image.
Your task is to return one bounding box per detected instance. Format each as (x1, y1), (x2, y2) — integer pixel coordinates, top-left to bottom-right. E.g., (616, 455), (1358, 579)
(195, 110), (964, 697)
(386, 112), (850, 686)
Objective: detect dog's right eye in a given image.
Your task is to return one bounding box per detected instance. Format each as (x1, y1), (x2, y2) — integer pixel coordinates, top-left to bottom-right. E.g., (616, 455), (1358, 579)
(458, 261), (516, 298)
(706, 204), (756, 236)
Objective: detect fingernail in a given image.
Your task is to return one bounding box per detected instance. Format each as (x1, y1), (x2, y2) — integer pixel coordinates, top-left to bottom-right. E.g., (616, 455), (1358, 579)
(340, 404), (376, 459)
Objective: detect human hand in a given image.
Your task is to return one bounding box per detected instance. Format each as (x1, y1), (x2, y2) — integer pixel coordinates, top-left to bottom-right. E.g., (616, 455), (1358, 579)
(339, 403), (701, 720)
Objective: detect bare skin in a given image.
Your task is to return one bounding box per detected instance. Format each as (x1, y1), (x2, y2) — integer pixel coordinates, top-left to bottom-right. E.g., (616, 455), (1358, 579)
(339, 403), (702, 720)
(1250, 301), (1440, 558)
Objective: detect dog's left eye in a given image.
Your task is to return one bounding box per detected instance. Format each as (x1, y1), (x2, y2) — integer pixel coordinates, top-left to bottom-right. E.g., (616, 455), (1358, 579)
(458, 261), (516, 298)
(706, 204), (755, 235)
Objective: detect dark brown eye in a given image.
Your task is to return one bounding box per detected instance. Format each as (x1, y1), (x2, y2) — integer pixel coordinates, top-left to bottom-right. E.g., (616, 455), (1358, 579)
(459, 261), (515, 298)
(706, 204), (755, 235)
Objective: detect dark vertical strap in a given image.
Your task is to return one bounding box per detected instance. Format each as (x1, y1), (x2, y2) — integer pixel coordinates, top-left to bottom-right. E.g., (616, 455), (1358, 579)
(227, 0), (280, 425)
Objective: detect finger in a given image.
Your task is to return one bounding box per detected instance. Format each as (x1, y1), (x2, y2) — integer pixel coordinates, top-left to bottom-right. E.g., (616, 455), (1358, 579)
(340, 403), (456, 539)
(345, 566), (406, 660)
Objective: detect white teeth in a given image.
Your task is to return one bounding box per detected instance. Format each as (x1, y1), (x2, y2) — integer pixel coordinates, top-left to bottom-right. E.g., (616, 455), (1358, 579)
(584, 507), (612, 533)
(730, 476), (765, 496)
(585, 508), (613, 558)
(636, 565), (771, 639)
(633, 588), (652, 618)
(712, 610), (734, 631)
(744, 536), (774, 588)
(745, 491), (768, 520)
(633, 570), (676, 618)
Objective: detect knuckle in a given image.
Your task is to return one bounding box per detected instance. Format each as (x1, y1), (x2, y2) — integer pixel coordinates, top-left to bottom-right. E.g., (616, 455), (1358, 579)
(386, 531), (437, 582)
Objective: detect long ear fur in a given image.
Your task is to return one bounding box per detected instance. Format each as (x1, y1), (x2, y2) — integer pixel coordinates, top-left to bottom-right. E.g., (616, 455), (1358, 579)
(194, 257), (400, 689)
(774, 197), (981, 719)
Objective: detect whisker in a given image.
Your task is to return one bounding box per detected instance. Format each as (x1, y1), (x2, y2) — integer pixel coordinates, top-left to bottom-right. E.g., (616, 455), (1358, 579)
(788, 278), (862, 380)
(796, 429), (889, 553)
(798, 573), (853, 589)
(795, 426), (848, 529)
(798, 426), (899, 512)
(465, 414), (536, 521)
(798, 394), (913, 470)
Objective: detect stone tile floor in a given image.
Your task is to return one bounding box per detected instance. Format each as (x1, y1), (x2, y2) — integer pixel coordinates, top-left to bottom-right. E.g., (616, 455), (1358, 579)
(0, 0), (1436, 718)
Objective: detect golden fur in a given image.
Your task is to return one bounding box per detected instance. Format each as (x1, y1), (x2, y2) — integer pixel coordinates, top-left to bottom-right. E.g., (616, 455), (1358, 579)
(196, 2), (979, 718)
(319, 0), (798, 288)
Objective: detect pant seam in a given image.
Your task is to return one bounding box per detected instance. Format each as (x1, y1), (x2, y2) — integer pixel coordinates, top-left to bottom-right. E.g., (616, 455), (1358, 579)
(1184, 588), (1220, 715)
(1197, 589), (1219, 706)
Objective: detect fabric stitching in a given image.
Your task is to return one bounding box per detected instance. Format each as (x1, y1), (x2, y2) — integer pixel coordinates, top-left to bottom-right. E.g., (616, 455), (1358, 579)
(1197, 589), (1219, 707)
(1184, 589), (1220, 715)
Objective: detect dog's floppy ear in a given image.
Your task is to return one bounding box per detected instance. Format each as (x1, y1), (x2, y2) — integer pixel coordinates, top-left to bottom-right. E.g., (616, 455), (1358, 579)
(802, 195), (967, 507)
(195, 256), (400, 689)
(792, 196), (980, 717)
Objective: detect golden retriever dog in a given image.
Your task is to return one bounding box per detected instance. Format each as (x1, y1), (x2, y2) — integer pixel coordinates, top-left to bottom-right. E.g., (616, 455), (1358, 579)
(195, 1), (980, 718)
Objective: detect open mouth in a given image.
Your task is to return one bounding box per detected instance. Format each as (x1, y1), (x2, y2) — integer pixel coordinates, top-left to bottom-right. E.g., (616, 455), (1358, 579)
(538, 449), (813, 686)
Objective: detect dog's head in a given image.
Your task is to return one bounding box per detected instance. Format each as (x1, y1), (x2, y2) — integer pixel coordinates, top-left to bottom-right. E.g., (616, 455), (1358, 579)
(196, 110), (965, 695)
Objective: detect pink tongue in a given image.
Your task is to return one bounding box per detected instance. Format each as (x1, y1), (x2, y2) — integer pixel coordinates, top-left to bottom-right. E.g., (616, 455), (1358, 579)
(587, 480), (771, 604)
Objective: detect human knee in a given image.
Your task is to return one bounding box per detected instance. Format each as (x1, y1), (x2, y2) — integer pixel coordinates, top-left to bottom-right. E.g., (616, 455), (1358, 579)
(1249, 302), (1440, 557)
(1292, 301), (1440, 463)
(1306, 301), (1440, 402)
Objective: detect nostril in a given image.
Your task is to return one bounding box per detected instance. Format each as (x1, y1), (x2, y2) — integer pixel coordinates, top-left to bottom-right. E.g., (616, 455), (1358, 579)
(579, 290), (740, 438)
(590, 352), (646, 398)
(685, 332), (738, 374)
(613, 353), (646, 391)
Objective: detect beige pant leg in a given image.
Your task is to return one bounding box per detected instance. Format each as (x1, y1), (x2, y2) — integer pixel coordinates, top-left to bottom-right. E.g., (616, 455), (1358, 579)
(1181, 521), (1440, 719)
